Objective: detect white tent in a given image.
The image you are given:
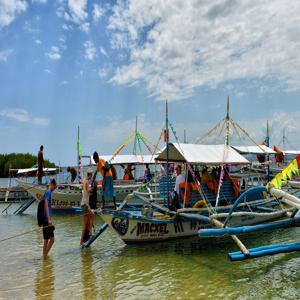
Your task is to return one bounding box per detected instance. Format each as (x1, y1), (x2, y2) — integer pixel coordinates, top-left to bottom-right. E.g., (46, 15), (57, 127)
(90, 154), (156, 165)
(232, 145), (277, 155)
(156, 143), (249, 165)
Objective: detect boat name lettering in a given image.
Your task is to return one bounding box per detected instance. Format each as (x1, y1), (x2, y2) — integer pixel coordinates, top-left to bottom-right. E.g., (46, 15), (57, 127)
(174, 221), (184, 233)
(136, 223), (168, 236)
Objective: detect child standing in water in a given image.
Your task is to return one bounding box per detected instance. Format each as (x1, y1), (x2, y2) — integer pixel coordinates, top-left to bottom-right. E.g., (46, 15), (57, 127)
(80, 169), (94, 245)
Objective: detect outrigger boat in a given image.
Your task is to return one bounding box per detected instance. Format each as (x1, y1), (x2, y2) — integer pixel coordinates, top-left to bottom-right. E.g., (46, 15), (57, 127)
(15, 124), (162, 213)
(16, 155), (158, 212)
(99, 143), (294, 244)
(88, 99), (300, 260)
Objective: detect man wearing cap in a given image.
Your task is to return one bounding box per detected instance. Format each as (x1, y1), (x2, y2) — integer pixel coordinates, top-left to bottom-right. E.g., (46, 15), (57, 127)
(92, 152), (116, 209)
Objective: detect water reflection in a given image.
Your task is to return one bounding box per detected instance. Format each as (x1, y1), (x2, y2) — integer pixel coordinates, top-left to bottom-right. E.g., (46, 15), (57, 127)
(80, 249), (97, 300)
(34, 258), (54, 300)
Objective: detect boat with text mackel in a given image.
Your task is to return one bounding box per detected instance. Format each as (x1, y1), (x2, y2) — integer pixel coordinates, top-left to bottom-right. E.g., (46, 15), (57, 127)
(99, 143), (289, 244)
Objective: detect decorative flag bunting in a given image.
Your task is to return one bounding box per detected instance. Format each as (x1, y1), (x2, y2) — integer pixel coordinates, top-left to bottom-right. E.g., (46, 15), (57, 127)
(267, 155), (300, 190)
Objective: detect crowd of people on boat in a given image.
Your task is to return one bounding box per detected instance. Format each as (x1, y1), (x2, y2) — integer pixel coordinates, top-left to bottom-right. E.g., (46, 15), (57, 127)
(171, 163), (241, 209)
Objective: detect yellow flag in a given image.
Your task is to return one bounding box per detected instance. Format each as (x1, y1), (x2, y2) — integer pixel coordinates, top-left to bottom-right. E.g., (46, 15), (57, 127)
(291, 159), (299, 175)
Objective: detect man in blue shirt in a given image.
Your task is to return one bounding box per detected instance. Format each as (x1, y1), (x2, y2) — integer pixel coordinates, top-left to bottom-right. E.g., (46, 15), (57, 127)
(43, 179), (56, 259)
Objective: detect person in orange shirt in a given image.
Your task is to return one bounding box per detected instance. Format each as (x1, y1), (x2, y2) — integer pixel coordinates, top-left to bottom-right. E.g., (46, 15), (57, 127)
(92, 152), (116, 209)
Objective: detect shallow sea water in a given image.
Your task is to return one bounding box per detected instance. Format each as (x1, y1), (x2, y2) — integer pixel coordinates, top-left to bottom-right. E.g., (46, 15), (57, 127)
(0, 203), (299, 300)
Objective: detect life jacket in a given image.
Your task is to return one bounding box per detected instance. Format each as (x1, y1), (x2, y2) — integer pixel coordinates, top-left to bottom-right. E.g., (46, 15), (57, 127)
(274, 145), (284, 163)
(123, 173), (130, 180)
(207, 180), (215, 192)
(179, 182), (191, 206)
(232, 179), (240, 197)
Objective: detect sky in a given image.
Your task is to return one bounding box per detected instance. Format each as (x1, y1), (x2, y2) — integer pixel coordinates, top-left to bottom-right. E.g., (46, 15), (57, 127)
(1, 0), (300, 166)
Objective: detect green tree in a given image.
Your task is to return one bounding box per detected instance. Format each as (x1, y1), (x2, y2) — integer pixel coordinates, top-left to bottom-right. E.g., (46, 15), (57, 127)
(0, 153), (56, 177)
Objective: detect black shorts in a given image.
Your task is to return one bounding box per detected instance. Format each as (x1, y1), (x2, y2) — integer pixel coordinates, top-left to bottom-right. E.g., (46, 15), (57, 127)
(43, 225), (55, 240)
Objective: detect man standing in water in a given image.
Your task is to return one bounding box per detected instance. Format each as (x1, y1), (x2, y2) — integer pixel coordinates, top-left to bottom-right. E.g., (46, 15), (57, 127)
(37, 145), (44, 185)
(43, 179), (56, 259)
(92, 152), (116, 209)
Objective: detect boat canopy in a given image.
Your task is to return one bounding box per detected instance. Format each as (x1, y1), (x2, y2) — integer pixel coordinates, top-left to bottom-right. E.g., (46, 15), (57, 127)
(282, 150), (300, 155)
(156, 143), (250, 165)
(90, 154), (156, 165)
(232, 145), (277, 155)
(16, 167), (58, 175)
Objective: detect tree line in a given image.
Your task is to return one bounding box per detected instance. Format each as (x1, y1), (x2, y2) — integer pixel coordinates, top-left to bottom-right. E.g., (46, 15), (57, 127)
(0, 153), (56, 178)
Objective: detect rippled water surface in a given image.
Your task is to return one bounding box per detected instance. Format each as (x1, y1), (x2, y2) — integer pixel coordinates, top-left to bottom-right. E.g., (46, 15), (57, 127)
(0, 203), (299, 299)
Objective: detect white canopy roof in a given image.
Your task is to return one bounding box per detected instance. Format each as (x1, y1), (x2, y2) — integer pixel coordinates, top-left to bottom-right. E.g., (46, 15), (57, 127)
(282, 150), (300, 155)
(156, 143), (249, 165)
(90, 154), (156, 165)
(17, 168), (58, 175)
(232, 145), (277, 155)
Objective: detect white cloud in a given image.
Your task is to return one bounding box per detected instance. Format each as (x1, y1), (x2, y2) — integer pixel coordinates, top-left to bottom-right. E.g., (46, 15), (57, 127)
(84, 41), (96, 61)
(0, 108), (50, 126)
(67, 0), (88, 24)
(108, 0), (300, 101)
(62, 23), (72, 31)
(0, 0), (27, 28)
(45, 46), (61, 60)
(93, 3), (104, 22)
(98, 67), (107, 79)
(80, 22), (89, 33)
(35, 39), (42, 45)
(32, 0), (47, 4)
(100, 47), (108, 57)
(60, 80), (69, 85)
(0, 49), (13, 61)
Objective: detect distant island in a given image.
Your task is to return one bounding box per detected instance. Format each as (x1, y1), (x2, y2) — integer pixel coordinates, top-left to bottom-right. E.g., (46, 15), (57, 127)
(0, 153), (57, 178)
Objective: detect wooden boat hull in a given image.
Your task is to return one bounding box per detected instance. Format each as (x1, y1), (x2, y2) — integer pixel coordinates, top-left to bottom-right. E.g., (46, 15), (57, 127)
(100, 209), (283, 244)
(15, 179), (146, 211)
(0, 186), (33, 202)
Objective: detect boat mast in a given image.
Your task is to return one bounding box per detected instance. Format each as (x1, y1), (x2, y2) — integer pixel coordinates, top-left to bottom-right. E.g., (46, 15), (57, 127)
(77, 125), (81, 182)
(184, 129), (187, 144)
(165, 100), (170, 208)
(225, 96), (230, 146)
(266, 120), (270, 182)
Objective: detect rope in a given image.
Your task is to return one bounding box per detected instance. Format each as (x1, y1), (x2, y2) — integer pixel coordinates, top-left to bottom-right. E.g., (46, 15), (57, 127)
(136, 134), (145, 165)
(151, 129), (164, 161)
(195, 119), (225, 144)
(136, 132), (154, 155)
(230, 118), (267, 154)
(109, 132), (136, 163)
(0, 211), (91, 244)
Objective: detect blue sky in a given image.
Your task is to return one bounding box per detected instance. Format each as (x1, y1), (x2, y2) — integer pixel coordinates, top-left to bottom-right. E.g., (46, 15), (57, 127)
(1, 0), (300, 165)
